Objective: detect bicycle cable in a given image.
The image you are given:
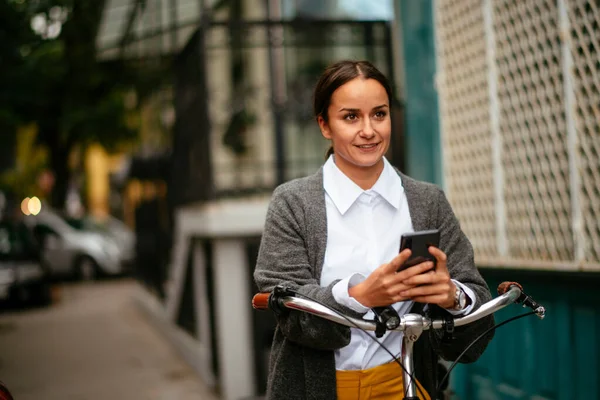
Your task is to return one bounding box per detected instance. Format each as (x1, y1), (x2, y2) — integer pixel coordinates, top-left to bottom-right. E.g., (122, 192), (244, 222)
(436, 310), (537, 393)
(291, 292), (429, 400)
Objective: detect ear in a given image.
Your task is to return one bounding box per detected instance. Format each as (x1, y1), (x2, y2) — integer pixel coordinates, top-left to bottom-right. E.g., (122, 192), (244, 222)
(317, 116), (332, 139)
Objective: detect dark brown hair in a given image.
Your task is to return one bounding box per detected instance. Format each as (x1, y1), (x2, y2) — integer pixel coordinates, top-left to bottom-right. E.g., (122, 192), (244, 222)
(313, 60), (393, 158)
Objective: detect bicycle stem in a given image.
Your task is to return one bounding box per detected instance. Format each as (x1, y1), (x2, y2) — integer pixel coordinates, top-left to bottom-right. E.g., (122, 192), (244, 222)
(400, 314), (426, 399)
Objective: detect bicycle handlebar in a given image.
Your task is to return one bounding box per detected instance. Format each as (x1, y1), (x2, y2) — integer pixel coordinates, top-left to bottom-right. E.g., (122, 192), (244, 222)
(252, 292), (270, 310)
(253, 281), (545, 400)
(252, 281), (545, 335)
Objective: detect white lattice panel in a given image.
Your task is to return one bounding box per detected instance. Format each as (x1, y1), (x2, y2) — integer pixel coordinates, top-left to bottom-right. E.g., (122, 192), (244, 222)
(435, 0), (498, 261)
(436, 0), (600, 270)
(495, 0), (573, 262)
(568, 0), (600, 266)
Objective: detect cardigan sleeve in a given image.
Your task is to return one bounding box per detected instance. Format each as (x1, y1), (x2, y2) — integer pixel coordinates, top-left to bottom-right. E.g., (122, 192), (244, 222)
(430, 187), (495, 362)
(253, 185), (364, 351)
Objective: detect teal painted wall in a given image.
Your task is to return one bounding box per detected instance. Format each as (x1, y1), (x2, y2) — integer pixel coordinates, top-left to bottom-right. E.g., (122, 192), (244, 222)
(398, 0), (442, 185)
(397, 3), (600, 399)
(451, 270), (600, 400)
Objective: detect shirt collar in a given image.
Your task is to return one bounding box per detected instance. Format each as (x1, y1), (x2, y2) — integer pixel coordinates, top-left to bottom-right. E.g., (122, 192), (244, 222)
(372, 157), (403, 209)
(323, 155), (403, 215)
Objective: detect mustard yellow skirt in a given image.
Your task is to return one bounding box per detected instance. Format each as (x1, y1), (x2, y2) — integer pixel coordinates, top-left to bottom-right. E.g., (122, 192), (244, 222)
(336, 361), (431, 400)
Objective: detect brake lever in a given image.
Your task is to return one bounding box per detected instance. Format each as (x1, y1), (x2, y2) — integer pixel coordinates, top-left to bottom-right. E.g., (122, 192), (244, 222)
(371, 306), (400, 338)
(497, 281), (546, 319)
(270, 285), (296, 315)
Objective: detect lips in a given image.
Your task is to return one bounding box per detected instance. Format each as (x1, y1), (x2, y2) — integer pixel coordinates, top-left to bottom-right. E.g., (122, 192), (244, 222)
(355, 143), (379, 149)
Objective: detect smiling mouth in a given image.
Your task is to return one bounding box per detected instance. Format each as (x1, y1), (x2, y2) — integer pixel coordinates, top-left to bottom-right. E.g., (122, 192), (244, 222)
(355, 143), (379, 149)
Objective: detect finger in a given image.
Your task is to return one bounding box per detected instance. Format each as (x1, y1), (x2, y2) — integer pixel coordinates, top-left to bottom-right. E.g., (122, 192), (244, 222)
(428, 246), (451, 276)
(401, 267), (438, 286)
(410, 294), (449, 305)
(389, 281), (420, 297)
(428, 246), (448, 268)
(395, 260), (435, 280)
(404, 266), (450, 286)
(400, 283), (449, 299)
(387, 249), (412, 273)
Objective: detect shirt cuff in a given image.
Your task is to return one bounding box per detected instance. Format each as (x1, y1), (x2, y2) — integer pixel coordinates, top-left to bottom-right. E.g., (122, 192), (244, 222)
(332, 273), (370, 314)
(445, 280), (477, 316)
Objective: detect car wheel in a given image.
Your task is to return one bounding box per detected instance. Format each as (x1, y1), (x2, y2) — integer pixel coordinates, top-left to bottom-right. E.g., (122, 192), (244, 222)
(76, 256), (98, 281)
(31, 281), (53, 306)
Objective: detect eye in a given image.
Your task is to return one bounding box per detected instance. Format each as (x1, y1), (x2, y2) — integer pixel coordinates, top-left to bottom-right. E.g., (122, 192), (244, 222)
(374, 110), (388, 119)
(344, 113), (358, 121)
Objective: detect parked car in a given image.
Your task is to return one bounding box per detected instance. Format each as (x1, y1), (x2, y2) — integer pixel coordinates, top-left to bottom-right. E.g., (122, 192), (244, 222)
(24, 209), (126, 281)
(63, 214), (135, 271)
(0, 219), (52, 306)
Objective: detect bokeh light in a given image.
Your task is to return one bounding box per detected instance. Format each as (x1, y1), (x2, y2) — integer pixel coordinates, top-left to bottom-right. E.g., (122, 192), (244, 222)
(28, 196), (42, 215)
(21, 197), (31, 216)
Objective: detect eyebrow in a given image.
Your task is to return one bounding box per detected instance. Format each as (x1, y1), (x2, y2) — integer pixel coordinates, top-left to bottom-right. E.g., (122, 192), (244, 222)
(338, 104), (389, 112)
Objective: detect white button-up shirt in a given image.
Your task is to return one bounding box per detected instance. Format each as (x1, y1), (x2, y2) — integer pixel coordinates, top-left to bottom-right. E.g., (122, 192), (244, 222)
(320, 155), (475, 370)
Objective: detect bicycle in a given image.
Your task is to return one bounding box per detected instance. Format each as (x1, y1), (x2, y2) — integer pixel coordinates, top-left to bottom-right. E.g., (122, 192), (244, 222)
(252, 281), (546, 400)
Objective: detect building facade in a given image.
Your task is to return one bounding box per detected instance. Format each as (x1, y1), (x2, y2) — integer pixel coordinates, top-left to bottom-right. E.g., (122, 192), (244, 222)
(96, 1), (599, 399)
(408, 1), (599, 399)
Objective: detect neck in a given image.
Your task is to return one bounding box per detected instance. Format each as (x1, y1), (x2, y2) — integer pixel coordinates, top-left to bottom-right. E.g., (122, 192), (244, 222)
(334, 157), (385, 190)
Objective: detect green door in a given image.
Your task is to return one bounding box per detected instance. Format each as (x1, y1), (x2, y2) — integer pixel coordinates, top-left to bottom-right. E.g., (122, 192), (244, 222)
(451, 271), (600, 400)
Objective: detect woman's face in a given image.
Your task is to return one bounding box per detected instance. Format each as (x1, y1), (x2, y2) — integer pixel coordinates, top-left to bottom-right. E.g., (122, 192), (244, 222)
(318, 77), (391, 179)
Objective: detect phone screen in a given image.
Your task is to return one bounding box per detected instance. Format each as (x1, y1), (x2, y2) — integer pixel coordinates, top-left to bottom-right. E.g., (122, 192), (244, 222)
(397, 229), (440, 272)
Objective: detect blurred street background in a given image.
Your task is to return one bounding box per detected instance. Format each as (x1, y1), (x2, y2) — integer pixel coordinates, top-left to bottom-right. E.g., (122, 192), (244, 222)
(0, 280), (218, 400)
(0, 0), (599, 399)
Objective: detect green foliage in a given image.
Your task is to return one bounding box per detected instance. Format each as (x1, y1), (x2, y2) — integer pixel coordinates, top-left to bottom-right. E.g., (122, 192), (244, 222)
(222, 108), (257, 155)
(0, 0), (135, 141)
(0, 1), (40, 128)
(0, 125), (49, 200)
(0, 0), (154, 206)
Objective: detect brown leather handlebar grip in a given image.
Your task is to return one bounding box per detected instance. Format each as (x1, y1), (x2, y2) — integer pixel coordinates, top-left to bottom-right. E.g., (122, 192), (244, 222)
(497, 281), (523, 295)
(252, 293), (271, 310)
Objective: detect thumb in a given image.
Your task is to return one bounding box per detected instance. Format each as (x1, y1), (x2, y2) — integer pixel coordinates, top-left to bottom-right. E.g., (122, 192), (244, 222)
(387, 249), (412, 273)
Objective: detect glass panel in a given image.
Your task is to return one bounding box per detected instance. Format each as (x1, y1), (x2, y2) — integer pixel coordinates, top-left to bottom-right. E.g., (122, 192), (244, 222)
(282, 0), (394, 21)
(204, 21), (393, 196)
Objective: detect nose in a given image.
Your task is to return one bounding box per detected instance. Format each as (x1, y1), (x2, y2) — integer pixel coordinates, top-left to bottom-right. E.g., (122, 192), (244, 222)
(359, 119), (375, 138)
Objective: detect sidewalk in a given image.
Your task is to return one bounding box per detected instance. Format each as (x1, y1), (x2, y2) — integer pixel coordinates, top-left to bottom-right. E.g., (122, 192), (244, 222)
(0, 279), (219, 400)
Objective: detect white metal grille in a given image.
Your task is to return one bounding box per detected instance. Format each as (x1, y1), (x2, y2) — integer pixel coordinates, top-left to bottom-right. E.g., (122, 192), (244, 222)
(495, 0), (573, 263)
(435, 0), (498, 260)
(568, 0), (600, 267)
(436, 0), (600, 270)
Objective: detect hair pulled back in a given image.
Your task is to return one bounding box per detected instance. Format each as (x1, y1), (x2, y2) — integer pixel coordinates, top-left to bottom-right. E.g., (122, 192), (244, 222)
(313, 60), (392, 157)
(313, 60), (392, 123)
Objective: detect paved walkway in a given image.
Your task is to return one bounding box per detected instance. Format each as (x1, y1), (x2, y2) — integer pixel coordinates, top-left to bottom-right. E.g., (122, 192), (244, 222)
(0, 279), (219, 400)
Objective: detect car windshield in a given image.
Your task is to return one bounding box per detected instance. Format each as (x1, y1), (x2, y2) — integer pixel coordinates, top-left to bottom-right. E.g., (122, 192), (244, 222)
(64, 217), (85, 230)
(84, 218), (111, 234)
(64, 216), (112, 235)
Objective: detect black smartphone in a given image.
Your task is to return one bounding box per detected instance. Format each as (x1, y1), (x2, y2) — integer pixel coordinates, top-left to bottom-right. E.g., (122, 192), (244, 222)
(397, 229), (440, 272)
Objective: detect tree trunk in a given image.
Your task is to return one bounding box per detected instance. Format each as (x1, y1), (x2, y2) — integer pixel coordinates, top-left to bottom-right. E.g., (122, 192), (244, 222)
(44, 123), (71, 211)
(45, 0), (106, 211)
(50, 148), (70, 211)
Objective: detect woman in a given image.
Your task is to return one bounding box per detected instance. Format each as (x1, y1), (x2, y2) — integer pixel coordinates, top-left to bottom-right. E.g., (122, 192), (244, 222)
(254, 60), (494, 400)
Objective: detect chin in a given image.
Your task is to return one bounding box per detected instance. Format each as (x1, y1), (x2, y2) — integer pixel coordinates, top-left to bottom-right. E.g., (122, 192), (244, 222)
(336, 150), (386, 171)
(353, 156), (384, 169)
(357, 152), (385, 165)
(359, 161), (383, 169)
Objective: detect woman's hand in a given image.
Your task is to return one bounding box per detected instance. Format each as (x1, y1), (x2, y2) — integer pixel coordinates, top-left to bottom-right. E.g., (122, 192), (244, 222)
(348, 249), (436, 308)
(398, 246), (456, 309)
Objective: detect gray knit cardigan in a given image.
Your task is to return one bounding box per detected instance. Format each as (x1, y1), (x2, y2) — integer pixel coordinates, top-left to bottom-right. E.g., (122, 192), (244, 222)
(253, 167), (494, 400)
